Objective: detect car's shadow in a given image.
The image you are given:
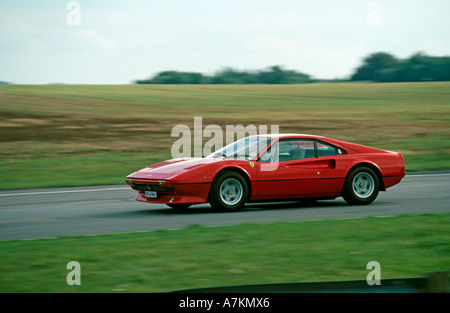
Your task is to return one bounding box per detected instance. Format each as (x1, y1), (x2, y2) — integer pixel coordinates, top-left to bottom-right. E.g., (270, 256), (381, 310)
(94, 198), (391, 219)
(142, 199), (350, 215)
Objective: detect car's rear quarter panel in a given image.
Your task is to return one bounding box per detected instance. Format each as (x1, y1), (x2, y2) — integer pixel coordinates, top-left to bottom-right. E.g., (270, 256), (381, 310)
(337, 152), (405, 190)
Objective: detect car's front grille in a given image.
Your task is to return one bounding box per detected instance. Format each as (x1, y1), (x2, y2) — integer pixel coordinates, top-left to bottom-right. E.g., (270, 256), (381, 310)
(132, 184), (172, 192)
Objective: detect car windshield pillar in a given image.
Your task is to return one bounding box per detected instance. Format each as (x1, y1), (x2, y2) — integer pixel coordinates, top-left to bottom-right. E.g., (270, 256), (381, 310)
(208, 136), (272, 161)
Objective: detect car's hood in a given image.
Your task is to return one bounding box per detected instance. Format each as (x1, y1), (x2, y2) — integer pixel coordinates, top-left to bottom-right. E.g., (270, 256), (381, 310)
(127, 157), (221, 180)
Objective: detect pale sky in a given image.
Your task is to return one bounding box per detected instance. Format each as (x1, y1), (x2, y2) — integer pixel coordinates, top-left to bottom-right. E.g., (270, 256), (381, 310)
(1, 0), (449, 84)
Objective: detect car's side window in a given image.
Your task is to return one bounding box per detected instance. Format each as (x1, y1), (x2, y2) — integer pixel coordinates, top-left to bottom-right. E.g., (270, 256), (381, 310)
(316, 141), (347, 157)
(259, 139), (316, 162)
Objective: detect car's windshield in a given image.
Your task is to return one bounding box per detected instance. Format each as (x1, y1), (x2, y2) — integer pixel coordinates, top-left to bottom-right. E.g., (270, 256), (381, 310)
(208, 136), (272, 160)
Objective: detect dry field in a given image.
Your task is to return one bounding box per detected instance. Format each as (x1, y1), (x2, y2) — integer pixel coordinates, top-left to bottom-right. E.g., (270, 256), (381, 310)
(0, 82), (449, 189)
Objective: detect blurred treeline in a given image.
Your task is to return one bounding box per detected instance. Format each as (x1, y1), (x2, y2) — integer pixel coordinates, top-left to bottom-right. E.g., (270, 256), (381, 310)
(135, 65), (311, 84)
(135, 52), (450, 84)
(351, 52), (450, 82)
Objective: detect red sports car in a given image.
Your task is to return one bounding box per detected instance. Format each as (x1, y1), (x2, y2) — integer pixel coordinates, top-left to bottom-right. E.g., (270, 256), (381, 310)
(126, 134), (405, 211)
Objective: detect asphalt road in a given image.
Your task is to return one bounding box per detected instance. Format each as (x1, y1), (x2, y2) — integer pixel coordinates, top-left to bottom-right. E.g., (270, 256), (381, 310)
(1, 172), (449, 240)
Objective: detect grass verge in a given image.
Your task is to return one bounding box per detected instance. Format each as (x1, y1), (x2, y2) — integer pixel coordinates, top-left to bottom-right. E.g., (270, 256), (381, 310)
(0, 213), (449, 292)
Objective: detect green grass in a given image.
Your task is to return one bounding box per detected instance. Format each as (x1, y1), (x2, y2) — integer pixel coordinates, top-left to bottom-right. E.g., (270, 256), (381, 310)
(0, 153), (168, 190)
(0, 213), (449, 292)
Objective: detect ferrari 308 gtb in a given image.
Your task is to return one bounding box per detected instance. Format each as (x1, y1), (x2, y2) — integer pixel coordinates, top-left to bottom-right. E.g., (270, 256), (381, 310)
(126, 134), (405, 211)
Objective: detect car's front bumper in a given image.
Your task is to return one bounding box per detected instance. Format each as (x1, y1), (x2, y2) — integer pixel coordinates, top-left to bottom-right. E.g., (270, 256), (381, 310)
(126, 178), (211, 204)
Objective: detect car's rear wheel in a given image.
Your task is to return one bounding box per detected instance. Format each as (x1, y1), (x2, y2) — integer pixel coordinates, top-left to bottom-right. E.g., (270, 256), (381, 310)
(209, 170), (249, 211)
(342, 166), (379, 205)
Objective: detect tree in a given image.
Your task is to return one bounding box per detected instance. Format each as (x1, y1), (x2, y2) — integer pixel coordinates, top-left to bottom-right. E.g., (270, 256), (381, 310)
(351, 52), (450, 82)
(351, 52), (400, 82)
(135, 66), (311, 84)
(135, 71), (204, 84)
(258, 66), (311, 84)
(211, 68), (259, 84)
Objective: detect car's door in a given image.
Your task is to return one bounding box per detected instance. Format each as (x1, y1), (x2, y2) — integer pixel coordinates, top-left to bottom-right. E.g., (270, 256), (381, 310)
(256, 138), (323, 198)
(314, 140), (348, 194)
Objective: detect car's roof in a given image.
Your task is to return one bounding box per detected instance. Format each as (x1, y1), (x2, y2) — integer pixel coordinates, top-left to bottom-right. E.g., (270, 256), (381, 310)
(246, 133), (388, 154)
(251, 133), (326, 139)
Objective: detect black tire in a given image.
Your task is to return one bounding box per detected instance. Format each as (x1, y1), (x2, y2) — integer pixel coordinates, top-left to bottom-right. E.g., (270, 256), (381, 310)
(342, 166), (380, 205)
(166, 203), (192, 210)
(209, 170), (249, 212)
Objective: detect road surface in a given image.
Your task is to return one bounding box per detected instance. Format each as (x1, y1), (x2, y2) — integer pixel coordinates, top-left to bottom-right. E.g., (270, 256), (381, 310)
(0, 172), (449, 240)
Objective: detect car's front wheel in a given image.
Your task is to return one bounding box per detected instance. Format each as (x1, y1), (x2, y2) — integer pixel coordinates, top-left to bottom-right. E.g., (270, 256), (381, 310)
(209, 170), (249, 211)
(342, 166), (380, 205)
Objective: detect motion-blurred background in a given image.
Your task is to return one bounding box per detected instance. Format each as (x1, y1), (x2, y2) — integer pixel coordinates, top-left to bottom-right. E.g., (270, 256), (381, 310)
(0, 1), (449, 293)
(1, 1), (449, 189)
